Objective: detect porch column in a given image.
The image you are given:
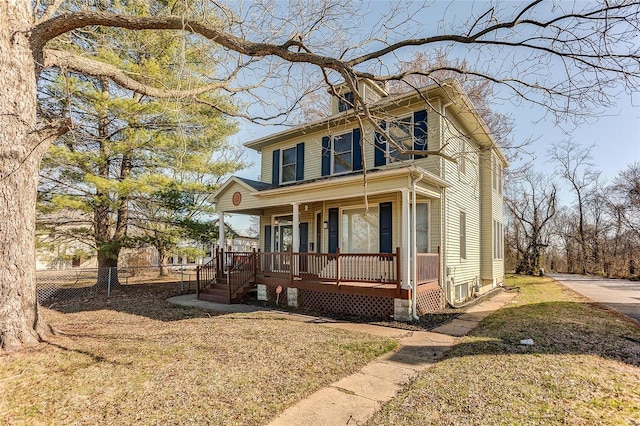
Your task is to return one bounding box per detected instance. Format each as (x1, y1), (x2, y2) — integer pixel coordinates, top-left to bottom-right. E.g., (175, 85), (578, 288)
(292, 202), (300, 276)
(401, 188), (411, 289)
(218, 212), (225, 251)
(292, 203), (300, 252)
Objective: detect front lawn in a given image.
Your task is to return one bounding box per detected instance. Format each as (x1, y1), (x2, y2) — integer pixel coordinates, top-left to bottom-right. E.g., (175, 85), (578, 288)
(368, 275), (640, 425)
(0, 284), (396, 425)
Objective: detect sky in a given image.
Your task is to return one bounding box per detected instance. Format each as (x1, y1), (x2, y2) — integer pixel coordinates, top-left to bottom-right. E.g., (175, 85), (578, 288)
(222, 1), (640, 233)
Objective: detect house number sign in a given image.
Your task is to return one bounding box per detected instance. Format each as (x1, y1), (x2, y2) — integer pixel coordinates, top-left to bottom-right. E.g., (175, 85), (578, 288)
(232, 191), (242, 206)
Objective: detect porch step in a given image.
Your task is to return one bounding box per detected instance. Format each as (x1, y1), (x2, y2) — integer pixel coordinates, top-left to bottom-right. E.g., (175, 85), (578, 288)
(198, 292), (230, 304)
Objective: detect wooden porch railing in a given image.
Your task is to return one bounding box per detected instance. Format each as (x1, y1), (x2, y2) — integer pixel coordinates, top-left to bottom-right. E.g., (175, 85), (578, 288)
(196, 250), (221, 297)
(199, 246), (440, 300)
(222, 250), (256, 301)
(255, 247), (402, 292)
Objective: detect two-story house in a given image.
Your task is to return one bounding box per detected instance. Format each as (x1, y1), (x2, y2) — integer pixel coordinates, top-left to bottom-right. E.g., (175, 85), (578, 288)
(199, 78), (507, 321)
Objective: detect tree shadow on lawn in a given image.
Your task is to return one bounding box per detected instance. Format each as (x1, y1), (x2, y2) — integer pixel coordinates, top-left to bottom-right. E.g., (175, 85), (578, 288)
(44, 282), (224, 322)
(388, 301), (640, 368)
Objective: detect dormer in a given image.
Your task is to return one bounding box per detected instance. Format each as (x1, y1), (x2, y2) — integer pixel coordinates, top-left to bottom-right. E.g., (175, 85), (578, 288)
(330, 78), (389, 115)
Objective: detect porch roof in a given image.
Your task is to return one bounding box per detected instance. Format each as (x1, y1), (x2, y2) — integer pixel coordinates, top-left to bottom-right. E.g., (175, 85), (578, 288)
(213, 165), (449, 213)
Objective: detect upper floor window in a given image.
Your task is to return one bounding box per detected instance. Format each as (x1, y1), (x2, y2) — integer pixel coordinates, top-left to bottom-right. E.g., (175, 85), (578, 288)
(333, 132), (353, 174)
(322, 128), (362, 177)
(492, 155), (503, 195)
(387, 115), (412, 162)
(338, 91), (354, 112)
(374, 110), (428, 167)
(281, 146), (297, 183)
(459, 141), (467, 175)
(272, 142), (304, 185)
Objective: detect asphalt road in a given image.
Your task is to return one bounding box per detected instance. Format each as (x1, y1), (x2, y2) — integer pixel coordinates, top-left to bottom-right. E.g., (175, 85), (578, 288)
(549, 273), (640, 323)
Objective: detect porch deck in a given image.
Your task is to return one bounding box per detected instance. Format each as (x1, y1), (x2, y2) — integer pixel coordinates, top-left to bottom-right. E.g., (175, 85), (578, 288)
(196, 248), (440, 304)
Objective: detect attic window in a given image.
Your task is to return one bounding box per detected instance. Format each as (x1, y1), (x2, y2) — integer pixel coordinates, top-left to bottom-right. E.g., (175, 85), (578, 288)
(338, 91), (354, 112)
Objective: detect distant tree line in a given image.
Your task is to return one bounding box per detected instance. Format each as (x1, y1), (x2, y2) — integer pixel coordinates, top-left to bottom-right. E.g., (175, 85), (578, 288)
(505, 141), (639, 279)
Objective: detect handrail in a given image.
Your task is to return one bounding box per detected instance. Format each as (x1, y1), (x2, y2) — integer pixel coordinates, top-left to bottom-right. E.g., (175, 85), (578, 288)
(196, 254), (218, 296)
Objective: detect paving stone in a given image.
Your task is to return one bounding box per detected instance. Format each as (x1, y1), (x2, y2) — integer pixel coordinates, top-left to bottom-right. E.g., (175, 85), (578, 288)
(360, 361), (417, 385)
(332, 372), (400, 401)
(268, 387), (379, 426)
(431, 319), (477, 337)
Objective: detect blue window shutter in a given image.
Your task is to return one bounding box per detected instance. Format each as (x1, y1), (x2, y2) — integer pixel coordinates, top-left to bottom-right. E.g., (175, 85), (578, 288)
(352, 128), (362, 171)
(264, 225), (272, 252)
(296, 142), (305, 181)
(272, 149), (280, 185)
(299, 223), (308, 253)
(374, 121), (386, 167)
(379, 202), (392, 253)
(328, 208), (339, 253)
(321, 136), (331, 176)
(414, 110), (428, 158)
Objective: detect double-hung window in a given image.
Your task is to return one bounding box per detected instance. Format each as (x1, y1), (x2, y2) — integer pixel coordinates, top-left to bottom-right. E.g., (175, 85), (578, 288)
(332, 132), (353, 174)
(280, 146), (297, 183)
(387, 115), (413, 162)
(460, 211), (467, 259)
(272, 142), (304, 185)
(374, 110), (427, 167)
(322, 129), (361, 177)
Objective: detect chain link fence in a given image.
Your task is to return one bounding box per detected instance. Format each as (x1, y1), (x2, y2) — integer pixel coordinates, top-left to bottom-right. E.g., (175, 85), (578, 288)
(36, 265), (197, 304)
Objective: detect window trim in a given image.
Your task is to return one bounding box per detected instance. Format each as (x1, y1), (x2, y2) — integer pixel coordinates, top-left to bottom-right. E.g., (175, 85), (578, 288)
(386, 114), (414, 164)
(459, 140), (467, 175)
(331, 131), (354, 175)
(493, 219), (504, 260)
(279, 145), (298, 184)
(411, 200), (431, 253)
(337, 91), (354, 112)
(339, 203), (380, 253)
(460, 211), (467, 260)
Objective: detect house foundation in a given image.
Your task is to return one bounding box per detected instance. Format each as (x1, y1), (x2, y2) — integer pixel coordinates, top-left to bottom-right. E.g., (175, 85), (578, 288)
(394, 298), (413, 322)
(287, 287), (299, 308)
(257, 284), (267, 301)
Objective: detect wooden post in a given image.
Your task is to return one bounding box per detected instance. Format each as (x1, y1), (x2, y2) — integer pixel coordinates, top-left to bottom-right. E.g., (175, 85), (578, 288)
(219, 248), (224, 278)
(196, 266), (200, 297)
(289, 247), (294, 287)
(395, 246), (402, 295)
(252, 248), (257, 283)
(336, 247), (341, 286)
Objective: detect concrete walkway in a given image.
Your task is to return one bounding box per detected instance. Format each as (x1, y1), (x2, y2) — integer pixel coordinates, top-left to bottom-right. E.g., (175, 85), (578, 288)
(167, 291), (517, 426)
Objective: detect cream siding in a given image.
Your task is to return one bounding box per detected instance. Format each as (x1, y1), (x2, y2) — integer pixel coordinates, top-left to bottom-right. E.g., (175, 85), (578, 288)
(441, 113), (483, 301)
(214, 182), (264, 213)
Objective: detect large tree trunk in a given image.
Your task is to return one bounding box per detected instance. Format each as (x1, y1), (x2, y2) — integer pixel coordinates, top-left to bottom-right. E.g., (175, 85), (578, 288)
(157, 246), (171, 277)
(0, 1), (50, 351)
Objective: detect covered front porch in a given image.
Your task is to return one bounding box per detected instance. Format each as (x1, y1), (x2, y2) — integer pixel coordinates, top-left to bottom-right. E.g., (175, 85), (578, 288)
(203, 166), (449, 320)
(196, 247), (442, 319)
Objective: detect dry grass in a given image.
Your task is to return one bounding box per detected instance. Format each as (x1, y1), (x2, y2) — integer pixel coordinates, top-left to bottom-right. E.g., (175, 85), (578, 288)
(369, 275), (640, 425)
(0, 284), (396, 425)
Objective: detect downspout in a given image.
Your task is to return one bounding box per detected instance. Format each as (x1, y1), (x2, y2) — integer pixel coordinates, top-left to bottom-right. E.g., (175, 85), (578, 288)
(411, 173), (424, 320)
(440, 101), (454, 307)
